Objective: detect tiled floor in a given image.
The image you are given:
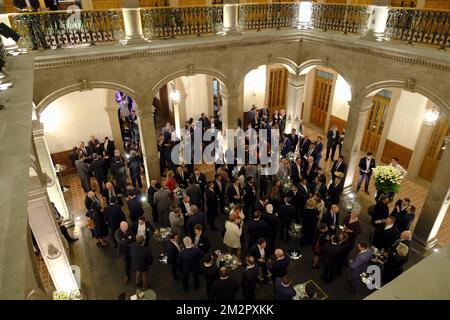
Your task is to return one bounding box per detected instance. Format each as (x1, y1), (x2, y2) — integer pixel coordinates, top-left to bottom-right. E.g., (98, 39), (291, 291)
(60, 124), (449, 300)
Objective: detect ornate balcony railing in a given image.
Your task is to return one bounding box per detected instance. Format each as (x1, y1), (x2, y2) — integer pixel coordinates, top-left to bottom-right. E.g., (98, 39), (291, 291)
(141, 5), (223, 39)
(9, 9), (124, 50)
(311, 3), (370, 34)
(384, 8), (449, 50)
(238, 3), (299, 31)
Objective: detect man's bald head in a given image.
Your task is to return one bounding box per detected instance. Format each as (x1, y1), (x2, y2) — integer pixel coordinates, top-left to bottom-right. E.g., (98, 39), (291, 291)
(400, 230), (412, 241)
(275, 249), (284, 259)
(88, 191), (95, 199)
(120, 221), (128, 232)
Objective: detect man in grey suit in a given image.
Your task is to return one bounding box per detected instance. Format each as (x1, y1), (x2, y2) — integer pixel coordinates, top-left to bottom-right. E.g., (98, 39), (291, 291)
(75, 154), (91, 192)
(348, 241), (372, 292)
(154, 182), (171, 227)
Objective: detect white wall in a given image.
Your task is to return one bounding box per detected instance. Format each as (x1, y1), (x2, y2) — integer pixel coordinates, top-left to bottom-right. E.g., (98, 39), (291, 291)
(330, 74), (351, 121)
(243, 65), (267, 111)
(179, 74), (210, 120)
(386, 90), (428, 149)
(41, 89), (115, 154)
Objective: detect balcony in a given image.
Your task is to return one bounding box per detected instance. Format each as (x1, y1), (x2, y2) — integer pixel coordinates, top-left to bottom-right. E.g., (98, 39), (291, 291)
(2, 2), (449, 51)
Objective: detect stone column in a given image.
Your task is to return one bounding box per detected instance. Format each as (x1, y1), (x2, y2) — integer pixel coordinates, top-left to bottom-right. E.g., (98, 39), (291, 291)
(413, 136), (450, 251)
(32, 121), (72, 226)
(221, 89), (242, 131)
(105, 105), (124, 154)
(407, 123), (434, 178)
(284, 73), (306, 134)
(220, 0), (242, 35)
(342, 98), (372, 191)
(28, 175), (79, 295)
(137, 109), (160, 184)
(122, 0), (145, 44)
(361, 1), (390, 41)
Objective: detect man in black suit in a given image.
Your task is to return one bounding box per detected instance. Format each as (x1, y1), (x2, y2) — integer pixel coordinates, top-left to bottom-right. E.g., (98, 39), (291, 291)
(88, 136), (100, 154)
(130, 216), (155, 248)
(288, 185), (302, 223)
(325, 125), (340, 161)
(100, 137), (116, 164)
(167, 233), (182, 280)
(186, 205), (206, 239)
(186, 178), (203, 208)
(312, 176), (327, 201)
(372, 216), (400, 251)
(270, 249), (290, 282)
(302, 156), (317, 185)
(130, 236), (153, 290)
(192, 168), (207, 204)
(262, 204), (280, 256)
(243, 177), (257, 219)
(254, 196), (268, 215)
(175, 166), (189, 188)
(298, 177), (310, 215)
(249, 238), (268, 282)
(90, 153), (108, 193)
(300, 136), (311, 157)
(304, 142), (318, 162)
(147, 179), (159, 223)
(178, 237), (202, 291)
(241, 256), (259, 300)
(201, 254), (219, 300)
(44, 0), (61, 11)
(279, 197), (295, 241)
(104, 196), (126, 248)
(330, 156), (347, 182)
(193, 224), (211, 256)
(327, 176), (343, 206)
(288, 128), (299, 153)
(321, 204), (340, 235)
(246, 210), (268, 249)
(205, 182), (219, 231)
(321, 235), (343, 284)
(127, 190), (144, 223)
(291, 157), (302, 185)
(14, 0), (39, 11)
(114, 221), (133, 283)
(212, 267), (240, 300)
(275, 276), (296, 300)
(357, 152), (376, 194)
(213, 174), (225, 214)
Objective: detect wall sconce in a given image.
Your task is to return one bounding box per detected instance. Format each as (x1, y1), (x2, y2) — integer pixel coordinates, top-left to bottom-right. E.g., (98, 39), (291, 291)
(423, 107), (439, 125)
(287, 114), (292, 124)
(169, 89), (181, 104)
(46, 243), (61, 259)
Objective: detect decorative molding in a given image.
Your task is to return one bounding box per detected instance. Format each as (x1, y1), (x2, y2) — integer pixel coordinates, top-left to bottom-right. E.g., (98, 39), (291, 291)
(33, 34), (450, 72)
(404, 77), (416, 92)
(185, 64), (194, 76)
(79, 79), (92, 91)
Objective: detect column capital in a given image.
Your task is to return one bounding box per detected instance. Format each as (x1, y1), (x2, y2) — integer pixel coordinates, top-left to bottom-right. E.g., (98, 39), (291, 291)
(348, 96), (373, 113)
(32, 120), (45, 137)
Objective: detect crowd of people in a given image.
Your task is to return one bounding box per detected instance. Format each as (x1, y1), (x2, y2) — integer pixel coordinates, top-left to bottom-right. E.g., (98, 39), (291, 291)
(64, 103), (417, 300)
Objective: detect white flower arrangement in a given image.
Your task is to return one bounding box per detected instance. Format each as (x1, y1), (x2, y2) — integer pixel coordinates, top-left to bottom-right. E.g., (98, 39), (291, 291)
(53, 290), (82, 300)
(372, 165), (403, 193)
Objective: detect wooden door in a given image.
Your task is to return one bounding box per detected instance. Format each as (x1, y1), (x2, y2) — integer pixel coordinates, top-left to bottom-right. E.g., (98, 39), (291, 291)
(212, 78), (222, 118)
(311, 69), (333, 129)
(361, 90), (391, 153)
(268, 67), (288, 113)
(419, 116), (449, 181)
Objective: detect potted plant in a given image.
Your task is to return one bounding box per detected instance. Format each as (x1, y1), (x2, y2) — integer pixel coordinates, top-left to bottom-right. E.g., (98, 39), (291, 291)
(372, 165), (403, 202)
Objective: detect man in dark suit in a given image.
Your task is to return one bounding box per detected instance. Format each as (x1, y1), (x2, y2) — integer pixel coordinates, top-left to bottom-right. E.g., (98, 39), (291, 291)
(175, 166), (189, 188)
(90, 153), (108, 193)
(312, 176), (327, 201)
(291, 157), (302, 185)
(100, 137), (115, 165)
(127, 150), (143, 189)
(262, 204), (280, 256)
(288, 129), (299, 153)
(130, 216), (155, 248)
(227, 178), (242, 205)
(372, 216), (400, 251)
(298, 178), (310, 216)
(357, 152), (376, 194)
(186, 178), (203, 208)
(348, 241), (372, 292)
(300, 136), (311, 157)
(201, 254), (219, 300)
(192, 168), (207, 204)
(14, 0), (39, 11)
(205, 182), (219, 231)
(249, 238), (268, 282)
(321, 235), (343, 284)
(88, 136), (100, 154)
(246, 210), (268, 249)
(321, 204), (340, 235)
(254, 196), (268, 215)
(186, 205), (206, 239)
(325, 125), (340, 161)
(44, 0), (61, 11)
(304, 143), (318, 162)
(212, 267), (240, 300)
(279, 197), (295, 241)
(130, 236), (153, 290)
(167, 233), (182, 280)
(241, 256), (259, 300)
(330, 156), (347, 182)
(127, 190), (144, 223)
(275, 275), (296, 300)
(193, 224), (211, 256)
(327, 176), (343, 206)
(178, 237), (202, 291)
(213, 174), (225, 214)
(315, 136), (324, 167)
(302, 156), (317, 185)
(147, 179), (159, 223)
(281, 134), (292, 158)
(243, 176), (257, 219)
(114, 221), (133, 283)
(270, 249), (290, 281)
(104, 196), (126, 248)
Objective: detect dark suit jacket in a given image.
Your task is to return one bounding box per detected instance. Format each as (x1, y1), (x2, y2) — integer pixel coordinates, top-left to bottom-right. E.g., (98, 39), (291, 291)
(372, 225), (399, 250)
(213, 179), (225, 198)
(278, 204), (295, 223)
(300, 138), (311, 156)
(100, 140), (116, 158)
(187, 212), (206, 238)
(175, 171), (189, 188)
(90, 158), (107, 180)
(327, 129), (340, 146)
(127, 196), (144, 223)
(114, 229), (132, 256)
(321, 243), (343, 267)
(130, 243), (153, 272)
(281, 139), (291, 157)
(192, 173), (207, 194)
(241, 266), (259, 298)
(302, 163), (318, 184)
(14, 0), (40, 10)
(103, 204), (126, 231)
(321, 210), (340, 230)
(312, 182), (327, 200)
(249, 244), (267, 262)
(177, 247), (202, 275)
(205, 189), (219, 216)
(226, 184), (241, 204)
(212, 277), (240, 300)
(167, 240), (181, 265)
(195, 233), (211, 255)
(298, 184), (310, 206)
(186, 184), (203, 207)
(246, 219), (268, 248)
(291, 163), (302, 184)
(331, 160), (347, 179)
(271, 255), (290, 279)
(358, 157), (376, 175)
(254, 200), (266, 214)
(304, 148), (318, 161)
(288, 134), (299, 152)
(262, 213), (280, 238)
(327, 182), (343, 205)
(275, 278), (296, 300)
(243, 184), (256, 204)
(130, 221), (155, 247)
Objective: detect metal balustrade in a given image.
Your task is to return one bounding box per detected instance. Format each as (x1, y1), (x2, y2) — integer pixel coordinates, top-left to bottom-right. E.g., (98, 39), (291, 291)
(238, 3), (300, 31)
(310, 3), (370, 34)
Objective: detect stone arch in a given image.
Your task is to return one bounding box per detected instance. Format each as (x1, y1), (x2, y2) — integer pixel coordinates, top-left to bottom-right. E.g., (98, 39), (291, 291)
(362, 80), (450, 120)
(35, 81), (141, 116)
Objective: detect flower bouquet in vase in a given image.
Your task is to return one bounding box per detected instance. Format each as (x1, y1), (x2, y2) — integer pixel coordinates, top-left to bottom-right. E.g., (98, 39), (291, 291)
(372, 166), (403, 201)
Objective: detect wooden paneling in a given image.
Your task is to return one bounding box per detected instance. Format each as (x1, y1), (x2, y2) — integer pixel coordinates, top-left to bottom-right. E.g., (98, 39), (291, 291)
(91, 0), (122, 9)
(311, 70), (333, 130)
(381, 139), (413, 168)
(268, 67), (288, 113)
(424, 0), (450, 10)
(328, 115), (347, 134)
(51, 150), (77, 177)
(361, 94), (390, 153)
(390, 1), (417, 7)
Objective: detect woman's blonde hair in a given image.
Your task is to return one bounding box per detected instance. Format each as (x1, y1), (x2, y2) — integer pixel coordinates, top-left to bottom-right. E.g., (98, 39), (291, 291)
(229, 212), (237, 222)
(396, 242), (409, 257)
(167, 170), (174, 178)
(307, 198), (316, 208)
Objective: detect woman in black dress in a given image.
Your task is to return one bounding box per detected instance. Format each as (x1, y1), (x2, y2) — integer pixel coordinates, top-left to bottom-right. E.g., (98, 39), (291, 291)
(312, 223), (329, 268)
(91, 204), (109, 247)
(301, 198), (319, 245)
